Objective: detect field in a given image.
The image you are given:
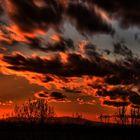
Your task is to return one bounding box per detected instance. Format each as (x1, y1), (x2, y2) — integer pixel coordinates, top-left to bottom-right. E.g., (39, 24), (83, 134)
(0, 117), (139, 140)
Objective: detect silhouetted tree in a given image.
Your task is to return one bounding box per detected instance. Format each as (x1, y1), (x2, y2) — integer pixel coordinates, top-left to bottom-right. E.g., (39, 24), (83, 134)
(14, 99), (55, 122)
(114, 105), (128, 125)
(130, 105), (140, 125)
(98, 114), (111, 124)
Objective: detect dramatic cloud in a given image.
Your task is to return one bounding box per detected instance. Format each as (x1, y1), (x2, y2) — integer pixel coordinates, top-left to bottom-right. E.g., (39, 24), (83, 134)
(2, 51), (115, 77)
(129, 93), (140, 106)
(98, 87), (140, 107)
(0, 2), (4, 16)
(113, 42), (133, 58)
(82, 43), (101, 57)
(103, 100), (130, 107)
(0, 0), (117, 54)
(1, 50), (140, 106)
(105, 57), (140, 85)
(27, 35), (74, 52)
(50, 91), (67, 101)
(2, 0), (115, 37)
(5, 0), (64, 32)
(0, 0), (139, 45)
(2, 49), (140, 87)
(67, 1), (114, 35)
(97, 87), (132, 101)
(35, 90), (68, 102)
(0, 0), (140, 114)
(0, 40), (139, 74)
(91, 0), (140, 28)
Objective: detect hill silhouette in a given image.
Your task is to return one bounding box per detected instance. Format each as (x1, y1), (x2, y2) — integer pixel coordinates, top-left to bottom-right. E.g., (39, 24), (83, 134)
(0, 99), (139, 140)
(0, 116), (139, 140)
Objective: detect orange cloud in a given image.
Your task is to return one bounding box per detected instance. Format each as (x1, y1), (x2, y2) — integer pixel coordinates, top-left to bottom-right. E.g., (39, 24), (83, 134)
(51, 34), (62, 42)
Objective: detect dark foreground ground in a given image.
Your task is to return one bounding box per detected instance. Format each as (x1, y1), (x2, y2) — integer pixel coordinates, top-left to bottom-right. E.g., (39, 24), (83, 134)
(0, 119), (139, 140)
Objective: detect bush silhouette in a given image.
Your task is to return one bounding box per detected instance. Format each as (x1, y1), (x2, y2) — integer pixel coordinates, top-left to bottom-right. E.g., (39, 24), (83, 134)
(14, 99), (55, 122)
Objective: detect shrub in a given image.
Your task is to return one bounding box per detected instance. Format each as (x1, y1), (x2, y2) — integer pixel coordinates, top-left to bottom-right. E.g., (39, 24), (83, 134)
(14, 99), (55, 122)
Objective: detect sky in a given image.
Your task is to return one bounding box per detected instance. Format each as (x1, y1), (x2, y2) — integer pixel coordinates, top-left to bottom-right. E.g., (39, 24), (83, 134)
(0, 0), (140, 121)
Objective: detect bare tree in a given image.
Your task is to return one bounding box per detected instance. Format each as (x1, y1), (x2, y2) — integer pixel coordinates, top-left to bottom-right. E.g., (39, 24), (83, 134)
(98, 114), (111, 124)
(130, 105), (140, 125)
(115, 105), (128, 125)
(14, 99), (55, 122)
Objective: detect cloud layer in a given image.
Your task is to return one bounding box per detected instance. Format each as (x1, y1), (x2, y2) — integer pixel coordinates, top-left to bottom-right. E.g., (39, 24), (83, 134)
(0, 41), (140, 107)
(0, 0), (140, 109)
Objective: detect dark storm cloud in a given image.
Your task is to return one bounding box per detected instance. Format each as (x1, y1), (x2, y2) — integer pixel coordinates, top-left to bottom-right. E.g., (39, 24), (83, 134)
(26, 36), (111, 54)
(103, 100), (130, 107)
(50, 92), (66, 100)
(1, 0), (139, 44)
(67, 1), (114, 35)
(26, 37), (43, 51)
(2, 48), (140, 107)
(0, 2), (4, 15)
(37, 91), (49, 98)
(2, 40), (140, 87)
(35, 91), (67, 101)
(65, 53), (115, 77)
(98, 87), (140, 106)
(129, 93), (140, 105)
(26, 36), (74, 52)
(35, 90), (95, 104)
(46, 37), (74, 52)
(97, 87), (133, 101)
(105, 75), (123, 85)
(84, 43), (101, 57)
(2, 46), (140, 86)
(6, 0), (64, 32)
(90, 0), (140, 28)
(2, 52), (116, 77)
(113, 42), (133, 58)
(3, 0), (114, 36)
(42, 75), (54, 83)
(105, 57), (140, 85)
